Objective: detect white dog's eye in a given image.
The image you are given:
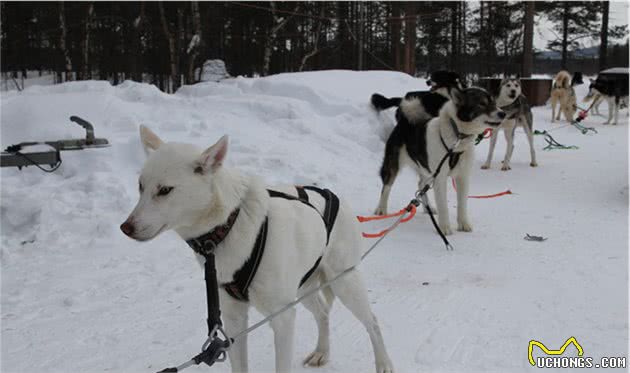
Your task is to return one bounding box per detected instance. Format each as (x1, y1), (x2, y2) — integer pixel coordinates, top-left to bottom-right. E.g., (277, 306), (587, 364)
(157, 186), (174, 196)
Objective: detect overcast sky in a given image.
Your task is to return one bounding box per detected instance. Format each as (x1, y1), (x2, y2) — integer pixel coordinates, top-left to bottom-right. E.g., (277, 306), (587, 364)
(534, 0), (629, 51)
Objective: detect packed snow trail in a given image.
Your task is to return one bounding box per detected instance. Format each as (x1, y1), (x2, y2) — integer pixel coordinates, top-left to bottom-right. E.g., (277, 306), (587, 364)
(1, 71), (627, 373)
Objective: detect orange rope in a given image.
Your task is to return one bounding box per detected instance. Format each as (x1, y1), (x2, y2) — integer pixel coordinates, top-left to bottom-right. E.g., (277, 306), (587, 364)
(452, 178), (512, 199)
(358, 204), (417, 238)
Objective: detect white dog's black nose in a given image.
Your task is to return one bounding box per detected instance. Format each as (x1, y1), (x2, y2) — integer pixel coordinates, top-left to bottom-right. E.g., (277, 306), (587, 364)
(120, 221), (135, 237)
(497, 111), (506, 119)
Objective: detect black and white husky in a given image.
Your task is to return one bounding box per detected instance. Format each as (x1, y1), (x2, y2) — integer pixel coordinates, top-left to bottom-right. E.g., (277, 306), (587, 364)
(370, 71), (463, 217)
(481, 78), (537, 171)
(584, 68), (629, 125)
(121, 128), (394, 373)
(373, 88), (505, 235)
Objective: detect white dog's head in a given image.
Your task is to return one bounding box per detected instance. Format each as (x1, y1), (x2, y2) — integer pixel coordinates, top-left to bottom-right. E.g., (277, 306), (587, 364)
(120, 126), (228, 241)
(499, 78), (522, 101)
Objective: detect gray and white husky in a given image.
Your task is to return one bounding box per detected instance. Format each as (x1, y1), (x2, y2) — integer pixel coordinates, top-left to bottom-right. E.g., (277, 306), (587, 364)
(481, 78), (538, 171)
(120, 127), (394, 373)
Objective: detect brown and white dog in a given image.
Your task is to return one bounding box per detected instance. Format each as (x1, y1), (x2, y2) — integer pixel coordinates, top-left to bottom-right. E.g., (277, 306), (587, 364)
(550, 70), (583, 123)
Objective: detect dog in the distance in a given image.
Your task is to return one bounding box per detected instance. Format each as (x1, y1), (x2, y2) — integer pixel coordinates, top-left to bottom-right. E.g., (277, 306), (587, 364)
(481, 77), (537, 171)
(550, 70), (583, 123)
(370, 71), (463, 216)
(584, 73), (629, 125)
(374, 88), (505, 235)
(120, 127), (394, 373)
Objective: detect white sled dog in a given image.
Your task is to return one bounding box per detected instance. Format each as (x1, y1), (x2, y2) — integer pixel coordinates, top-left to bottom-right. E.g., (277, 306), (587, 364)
(120, 126), (394, 373)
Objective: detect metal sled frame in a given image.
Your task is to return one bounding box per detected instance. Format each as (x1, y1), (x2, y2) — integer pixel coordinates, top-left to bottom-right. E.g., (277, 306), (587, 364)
(1, 116), (109, 170)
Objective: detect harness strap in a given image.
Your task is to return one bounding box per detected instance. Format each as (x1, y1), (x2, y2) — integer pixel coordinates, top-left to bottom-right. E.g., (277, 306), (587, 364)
(222, 217), (268, 302)
(204, 254), (223, 334)
(294, 185), (340, 287)
(440, 135), (462, 170)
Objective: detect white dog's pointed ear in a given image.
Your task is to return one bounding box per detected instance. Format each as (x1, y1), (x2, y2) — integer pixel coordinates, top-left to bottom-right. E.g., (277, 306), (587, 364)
(139, 125), (164, 155)
(197, 135), (229, 173)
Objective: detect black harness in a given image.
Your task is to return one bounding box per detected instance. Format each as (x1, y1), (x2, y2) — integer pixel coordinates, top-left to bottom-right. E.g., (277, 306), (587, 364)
(186, 186), (340, 303)
(438, 118), (470, 170)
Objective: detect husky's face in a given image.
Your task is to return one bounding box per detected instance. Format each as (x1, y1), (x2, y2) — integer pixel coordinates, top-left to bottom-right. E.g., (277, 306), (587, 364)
(120, 127), (229, 241)
(499, 79), (522, 100)
(451, 88), (506, 133)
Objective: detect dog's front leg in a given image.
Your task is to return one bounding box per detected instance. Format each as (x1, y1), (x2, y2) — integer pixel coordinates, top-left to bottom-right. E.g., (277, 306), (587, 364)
(270, 307), (296, 372)
(501, 122), (515, 171)
(481, 128), (499, 169)
(222, 294), (249, 373)
(454, 174), (472, 232)
(433, 175), (452, 235)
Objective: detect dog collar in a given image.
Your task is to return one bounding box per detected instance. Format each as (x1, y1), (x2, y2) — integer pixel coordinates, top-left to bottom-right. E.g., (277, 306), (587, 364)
(448, 118), (472, 140)
(186, 209), (241, 256)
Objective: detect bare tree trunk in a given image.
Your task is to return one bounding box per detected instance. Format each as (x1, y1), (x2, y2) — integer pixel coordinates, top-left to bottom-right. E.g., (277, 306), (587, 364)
(299, 6), (325, 71)
(187, 1), (203, 83)
(599, 0), (609, 70)
(58, 1), (72, 81)
(522, 1), (534, 77)
(357, 2), (364, 70)
(81, 2), (94, 80)
(131, 3), (145, 82)
(158, 2), (178, 92)
(561, 1), (569, 70)
(404, 2), (417, 75)
(391, 3), (402, 71)
(262, 2), (296, 76)
(450, 3), (458, 71)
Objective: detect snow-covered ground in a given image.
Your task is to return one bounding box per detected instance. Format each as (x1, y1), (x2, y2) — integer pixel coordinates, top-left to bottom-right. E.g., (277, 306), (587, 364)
(1, 70), (628, 373)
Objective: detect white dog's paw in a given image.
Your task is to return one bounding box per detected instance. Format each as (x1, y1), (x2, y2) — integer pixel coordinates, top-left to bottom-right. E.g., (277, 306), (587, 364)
(439, 223), (453, 236)
(501, 164), (511, 171)
(457, 220), (473, 232)
(376, 359), (395, 373)
(303, 350), (329, 367)
(480, 163), (490, 170)
(530, 161), (538, 167)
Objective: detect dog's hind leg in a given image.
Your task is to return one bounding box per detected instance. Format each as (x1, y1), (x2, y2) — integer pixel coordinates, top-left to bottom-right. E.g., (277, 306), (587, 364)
(481, 127), (499, 169)
(221, 293), (250, 373)
(604, 97), (614, 124)
(613, 97), (620, 125)
(375, 141), (400, 215)
(300, 274), (333, 367)
(551, 95), (558, 122)
(326, 267), (394, 373)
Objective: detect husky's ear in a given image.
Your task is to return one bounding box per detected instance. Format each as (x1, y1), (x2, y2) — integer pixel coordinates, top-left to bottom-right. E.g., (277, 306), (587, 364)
(139, 125), (164, 155)
(451, 88), (464, 105)
(197, 135), (229, 173)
